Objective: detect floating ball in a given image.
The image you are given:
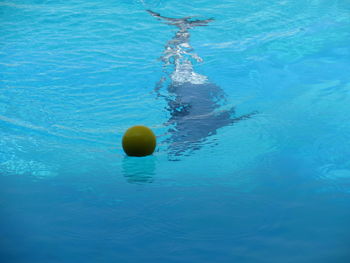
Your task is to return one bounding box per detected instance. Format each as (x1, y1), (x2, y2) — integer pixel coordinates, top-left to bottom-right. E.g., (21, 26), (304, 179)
(122, 125), (156, 157)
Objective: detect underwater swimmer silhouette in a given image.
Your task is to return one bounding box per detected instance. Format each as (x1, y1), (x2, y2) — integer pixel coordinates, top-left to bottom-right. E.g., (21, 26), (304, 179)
(148, 10), (255, 158)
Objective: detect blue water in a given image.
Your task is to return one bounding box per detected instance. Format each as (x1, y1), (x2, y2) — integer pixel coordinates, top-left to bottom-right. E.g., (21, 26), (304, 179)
(1, 0), (350, 262)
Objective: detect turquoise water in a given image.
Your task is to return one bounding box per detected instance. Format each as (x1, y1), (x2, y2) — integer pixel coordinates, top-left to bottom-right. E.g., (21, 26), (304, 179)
(1, 0), (350, 262)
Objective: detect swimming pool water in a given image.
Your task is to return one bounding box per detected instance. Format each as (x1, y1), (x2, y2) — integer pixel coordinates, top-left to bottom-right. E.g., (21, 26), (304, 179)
(1, 0), (350, 262)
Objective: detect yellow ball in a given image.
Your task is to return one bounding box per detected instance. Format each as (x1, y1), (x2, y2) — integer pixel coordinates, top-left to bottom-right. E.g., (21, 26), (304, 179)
(122, 125), (156, 157)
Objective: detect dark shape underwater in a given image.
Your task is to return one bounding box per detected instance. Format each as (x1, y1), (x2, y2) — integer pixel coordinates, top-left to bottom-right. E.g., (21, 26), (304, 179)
(148, 10), (254, 158)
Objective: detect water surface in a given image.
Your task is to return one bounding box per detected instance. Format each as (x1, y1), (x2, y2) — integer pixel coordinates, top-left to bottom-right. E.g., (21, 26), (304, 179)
(1, 0), (350, 262)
